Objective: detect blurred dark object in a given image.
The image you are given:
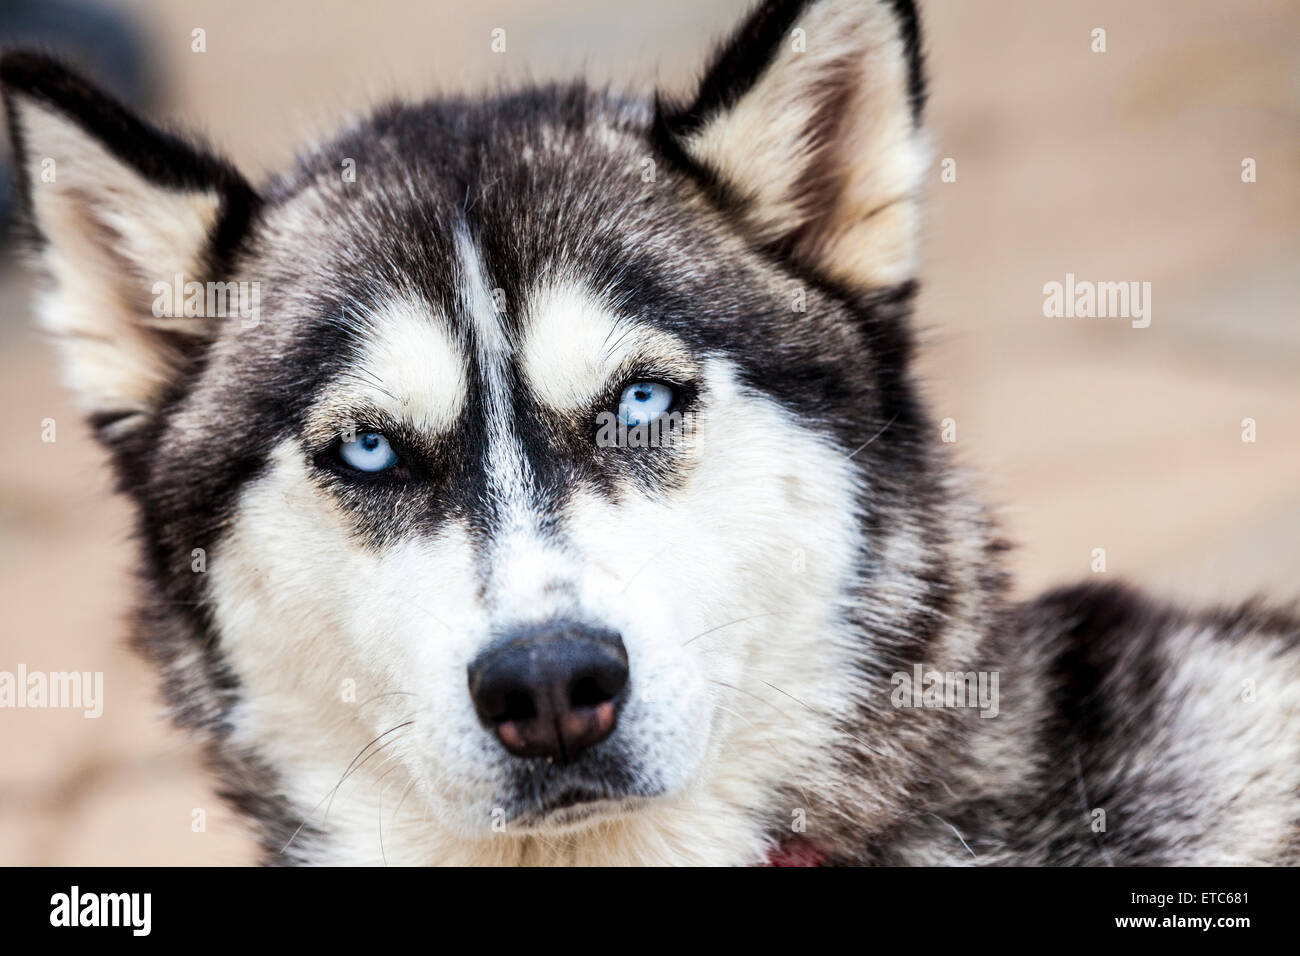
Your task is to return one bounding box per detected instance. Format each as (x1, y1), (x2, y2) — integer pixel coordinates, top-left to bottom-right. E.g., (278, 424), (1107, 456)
(0, 0), (155, 239)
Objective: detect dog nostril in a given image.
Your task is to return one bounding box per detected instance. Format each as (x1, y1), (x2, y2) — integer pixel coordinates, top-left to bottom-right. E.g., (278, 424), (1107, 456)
(570, 672), (621, 709)
(499, 688), (537, 723)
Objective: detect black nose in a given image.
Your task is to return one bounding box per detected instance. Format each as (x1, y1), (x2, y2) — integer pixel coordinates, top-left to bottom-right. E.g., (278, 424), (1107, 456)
(468, 624), (629, 762)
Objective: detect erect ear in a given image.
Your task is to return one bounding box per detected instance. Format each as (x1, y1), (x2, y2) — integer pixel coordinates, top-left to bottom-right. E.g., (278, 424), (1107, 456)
(656, 0), (926, 290)
(1, 52), (258, 438)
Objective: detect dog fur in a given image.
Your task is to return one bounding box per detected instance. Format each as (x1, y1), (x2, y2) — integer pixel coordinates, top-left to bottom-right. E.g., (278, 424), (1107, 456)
(3, 0), (1297, 866)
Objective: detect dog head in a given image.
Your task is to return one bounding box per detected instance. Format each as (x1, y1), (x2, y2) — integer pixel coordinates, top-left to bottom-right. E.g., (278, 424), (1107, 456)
(4, 0), (1000, 865)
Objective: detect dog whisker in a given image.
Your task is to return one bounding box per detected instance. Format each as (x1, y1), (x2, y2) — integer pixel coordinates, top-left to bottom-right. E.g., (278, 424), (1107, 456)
(760, 680), (885, 757)
(845, 412), (900, 460)
(681, 611), (792, 646)
(281, 718), (417, 856)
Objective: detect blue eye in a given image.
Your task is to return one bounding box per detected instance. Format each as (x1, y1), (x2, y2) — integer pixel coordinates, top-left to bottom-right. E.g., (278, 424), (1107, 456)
(618, 381), (674, 426)
(338, 431), (399, 472)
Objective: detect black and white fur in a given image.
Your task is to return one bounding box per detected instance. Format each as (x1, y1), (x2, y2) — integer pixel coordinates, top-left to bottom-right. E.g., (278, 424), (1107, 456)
(4, 0), (1297, 865)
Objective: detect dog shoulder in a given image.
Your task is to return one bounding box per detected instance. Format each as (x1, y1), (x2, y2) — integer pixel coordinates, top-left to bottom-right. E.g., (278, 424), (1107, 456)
(1015, 581), (1300, 864)
(1022, 579), (1300, 675)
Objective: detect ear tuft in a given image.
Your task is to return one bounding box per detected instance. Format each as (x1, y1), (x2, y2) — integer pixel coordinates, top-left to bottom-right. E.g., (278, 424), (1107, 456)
(657, 0), (928, 291)
(1, 52), (259, 434)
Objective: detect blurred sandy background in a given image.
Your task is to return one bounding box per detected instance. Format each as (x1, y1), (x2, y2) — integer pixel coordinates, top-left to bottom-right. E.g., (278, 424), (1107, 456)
(0, 0), (1296, 865)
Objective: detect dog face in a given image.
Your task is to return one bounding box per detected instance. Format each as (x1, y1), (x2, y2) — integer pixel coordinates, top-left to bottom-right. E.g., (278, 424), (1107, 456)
(4, 0), (983, 865)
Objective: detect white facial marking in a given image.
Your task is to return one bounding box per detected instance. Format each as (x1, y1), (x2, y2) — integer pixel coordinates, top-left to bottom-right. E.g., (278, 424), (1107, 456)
(518, 282), (692, 416)
(333, 298), (468, 435)
(454, 231), (580, 623)
(456, 229), (533, 506)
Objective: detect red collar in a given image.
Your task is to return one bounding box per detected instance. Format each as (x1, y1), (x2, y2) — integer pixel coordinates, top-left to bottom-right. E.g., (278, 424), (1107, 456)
(762, 839), (828, 867)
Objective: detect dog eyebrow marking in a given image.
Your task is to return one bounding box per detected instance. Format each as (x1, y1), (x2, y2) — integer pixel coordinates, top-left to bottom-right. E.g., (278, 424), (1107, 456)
(308, 296), (468, 441)
(519, 282), (693, 415)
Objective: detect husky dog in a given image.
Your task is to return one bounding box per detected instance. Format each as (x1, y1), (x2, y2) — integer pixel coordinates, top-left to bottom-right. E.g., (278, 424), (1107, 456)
(4, 0), (1297, 866)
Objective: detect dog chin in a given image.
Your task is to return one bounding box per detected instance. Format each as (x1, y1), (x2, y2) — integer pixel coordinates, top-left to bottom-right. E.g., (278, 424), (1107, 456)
(496, 764), (666, 833)
(507, 794), (651, 833)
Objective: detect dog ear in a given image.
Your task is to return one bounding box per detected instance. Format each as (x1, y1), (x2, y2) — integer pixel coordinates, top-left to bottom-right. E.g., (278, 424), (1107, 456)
(657, 0), (926, 290)
(1, 52), (259, 439)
